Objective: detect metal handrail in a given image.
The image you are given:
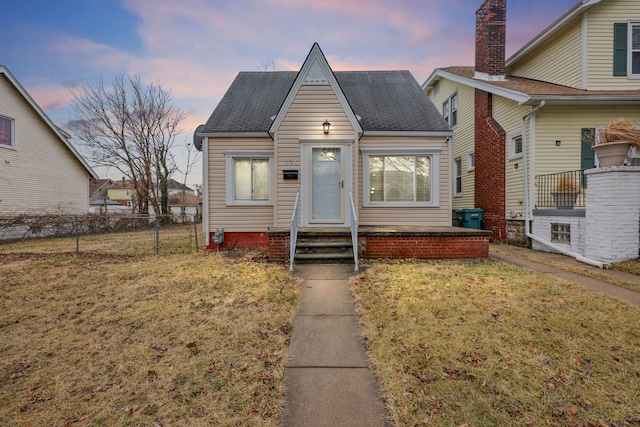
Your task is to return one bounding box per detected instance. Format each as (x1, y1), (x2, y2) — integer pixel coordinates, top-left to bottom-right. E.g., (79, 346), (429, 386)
(349, 191), (358, 271)
(289, 191), (300, 271)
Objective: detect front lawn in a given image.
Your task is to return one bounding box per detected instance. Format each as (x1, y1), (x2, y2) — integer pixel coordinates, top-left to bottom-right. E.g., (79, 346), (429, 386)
(352, 260), (640, 426)
(0, 251), (300, 426)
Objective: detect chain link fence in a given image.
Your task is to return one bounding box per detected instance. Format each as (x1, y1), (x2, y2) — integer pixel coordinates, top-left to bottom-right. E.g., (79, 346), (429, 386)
(0, 214), (204, 255)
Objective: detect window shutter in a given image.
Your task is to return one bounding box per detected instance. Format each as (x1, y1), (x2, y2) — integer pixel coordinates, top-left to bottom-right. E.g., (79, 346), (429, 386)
(613, 23), (628, 76)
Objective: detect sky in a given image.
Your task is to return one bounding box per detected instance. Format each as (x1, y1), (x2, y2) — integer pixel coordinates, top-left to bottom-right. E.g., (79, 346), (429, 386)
(1, 0), (578, 187)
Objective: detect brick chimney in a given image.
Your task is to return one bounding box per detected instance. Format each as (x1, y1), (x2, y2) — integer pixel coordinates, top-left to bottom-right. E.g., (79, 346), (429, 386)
(475, 0), (506, 80)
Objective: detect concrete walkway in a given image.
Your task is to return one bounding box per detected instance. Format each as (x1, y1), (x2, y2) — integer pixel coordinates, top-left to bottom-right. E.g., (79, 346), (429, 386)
(281, 264), (390, 427)
(490, 243), (640, 308)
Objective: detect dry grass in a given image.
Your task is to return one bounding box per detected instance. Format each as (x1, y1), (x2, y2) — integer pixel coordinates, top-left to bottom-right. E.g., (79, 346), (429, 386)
(351, 260), (640, 427)
(490, 246), (640, 294)
(0, 250), (300, 426)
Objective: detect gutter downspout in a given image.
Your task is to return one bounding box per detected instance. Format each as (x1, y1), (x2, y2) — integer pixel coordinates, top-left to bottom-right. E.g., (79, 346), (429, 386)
(203, 136), (210, 246)
(521, 101), (606, 269)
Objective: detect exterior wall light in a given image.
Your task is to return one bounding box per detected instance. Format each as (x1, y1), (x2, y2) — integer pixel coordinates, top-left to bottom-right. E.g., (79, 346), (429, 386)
(322, 119), (331, 134)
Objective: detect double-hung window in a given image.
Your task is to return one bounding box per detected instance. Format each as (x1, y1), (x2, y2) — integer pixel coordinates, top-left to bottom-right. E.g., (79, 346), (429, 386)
(442, 93), (458, 127)
(632, 22), (640, 77)
(362, 149), (440, 207)
(0, 116), (15, 148)
(225, 150), (273, 205)
(613, 21), (640, 78)
(453, 158), (462, 196)
(510, 135), (523, 159)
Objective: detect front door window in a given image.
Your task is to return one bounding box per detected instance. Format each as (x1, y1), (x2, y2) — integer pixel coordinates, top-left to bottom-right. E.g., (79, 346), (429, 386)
(311, 147), (342, 222)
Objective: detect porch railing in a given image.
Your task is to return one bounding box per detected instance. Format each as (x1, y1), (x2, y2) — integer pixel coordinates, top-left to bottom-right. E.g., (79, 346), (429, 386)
(535, 169), (587, 208)
(289, 191), (300, 271)
(349, 191), (359, 271)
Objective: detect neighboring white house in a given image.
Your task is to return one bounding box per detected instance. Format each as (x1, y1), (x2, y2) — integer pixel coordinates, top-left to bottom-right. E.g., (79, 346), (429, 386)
(0, 65), (97, 214)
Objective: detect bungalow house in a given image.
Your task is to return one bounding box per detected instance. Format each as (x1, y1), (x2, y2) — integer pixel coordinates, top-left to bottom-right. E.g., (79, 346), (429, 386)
(423, 0), (640, 247)
(197, 43), (491, 262)
(0, 65), (97, 214)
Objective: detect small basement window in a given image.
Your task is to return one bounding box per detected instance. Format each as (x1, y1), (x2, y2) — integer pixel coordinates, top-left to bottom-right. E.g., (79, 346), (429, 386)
(551, 223), (571, 244)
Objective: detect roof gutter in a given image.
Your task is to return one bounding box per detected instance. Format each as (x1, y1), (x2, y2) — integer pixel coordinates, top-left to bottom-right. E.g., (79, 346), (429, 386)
(520, 101), (606, 268)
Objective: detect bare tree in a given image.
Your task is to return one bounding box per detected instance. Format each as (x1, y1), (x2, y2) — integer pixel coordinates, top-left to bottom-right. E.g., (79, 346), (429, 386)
(70, 73), (185, 215)
(179, 139), (202, 215)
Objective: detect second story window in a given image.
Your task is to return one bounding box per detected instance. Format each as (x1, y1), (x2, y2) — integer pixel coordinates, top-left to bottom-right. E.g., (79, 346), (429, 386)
(631, 22), (640, 76)
(442, 93), (458, 127)
(613, 21), (640, 78)
(0, 116), (15, 148)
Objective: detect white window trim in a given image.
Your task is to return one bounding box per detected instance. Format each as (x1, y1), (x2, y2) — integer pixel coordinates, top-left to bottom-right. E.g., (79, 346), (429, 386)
(629, 21), (640, 79)
(0, 115), (16, 149)
(224, 150), (274, 206)
(509, 134), (523, 160)
(442, 99), (450, 124)
(453, 157), (463, 197)
(442, 93), (458, 128)
(467, 151), (475, 171)
(361, 148), (440, 207)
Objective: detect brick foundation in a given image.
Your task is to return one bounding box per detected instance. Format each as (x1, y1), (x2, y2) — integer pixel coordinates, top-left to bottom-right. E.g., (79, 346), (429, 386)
(266, 228), (491, 261)
(206, 231), (269, 251)
(363, 235), (489, 259)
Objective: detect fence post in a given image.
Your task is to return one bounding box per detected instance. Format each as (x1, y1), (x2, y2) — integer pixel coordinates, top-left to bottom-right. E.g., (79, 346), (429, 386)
(193, 216), (199, 252)
(155, 218), (160, 255)
(75, 216), (79, 254)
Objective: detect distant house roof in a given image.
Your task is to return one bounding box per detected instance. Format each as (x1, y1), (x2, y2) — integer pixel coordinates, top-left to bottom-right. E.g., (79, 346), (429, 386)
(201, 70), (450, 135)
(425, 66), (640, 106)
(90, 178), (113, 196)
(166, 178), (193, 192)
(168, 193), (201, 207)
(89, 198), (122, 206)
(0, 65), (98, 179)
(109, 178), (135, 189)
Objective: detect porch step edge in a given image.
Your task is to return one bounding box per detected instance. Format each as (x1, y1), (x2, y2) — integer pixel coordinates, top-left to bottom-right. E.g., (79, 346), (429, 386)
(296, 240), (352, 248)
(295, 252), (354, 260)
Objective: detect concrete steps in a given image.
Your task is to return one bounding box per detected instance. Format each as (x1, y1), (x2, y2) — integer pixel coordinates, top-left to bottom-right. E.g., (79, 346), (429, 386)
(294, 238), (355, 264)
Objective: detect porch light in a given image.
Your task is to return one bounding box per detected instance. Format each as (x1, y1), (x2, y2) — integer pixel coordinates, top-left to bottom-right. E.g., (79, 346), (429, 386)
(322, 119), (331, 134)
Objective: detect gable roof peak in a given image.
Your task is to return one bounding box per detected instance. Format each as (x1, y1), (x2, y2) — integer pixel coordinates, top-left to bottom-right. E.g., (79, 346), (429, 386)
(268, 43), (363, 135)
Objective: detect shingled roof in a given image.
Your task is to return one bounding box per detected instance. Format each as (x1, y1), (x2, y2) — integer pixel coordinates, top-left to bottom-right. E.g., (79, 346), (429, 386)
(201, 70), (450, 134)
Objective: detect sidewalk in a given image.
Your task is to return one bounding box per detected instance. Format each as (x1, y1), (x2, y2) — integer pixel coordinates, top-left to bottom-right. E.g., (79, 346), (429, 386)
(281, 264), (390, 427)
(489, 243), (640, 308)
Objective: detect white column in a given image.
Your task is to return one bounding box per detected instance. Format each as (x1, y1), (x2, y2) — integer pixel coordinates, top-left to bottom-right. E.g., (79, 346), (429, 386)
(585, 167), (640, 264)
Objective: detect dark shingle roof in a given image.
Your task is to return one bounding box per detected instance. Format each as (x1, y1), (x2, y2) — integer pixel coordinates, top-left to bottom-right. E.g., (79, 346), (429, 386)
(335, 71), (449, 132)
(202, 70), (450, 134)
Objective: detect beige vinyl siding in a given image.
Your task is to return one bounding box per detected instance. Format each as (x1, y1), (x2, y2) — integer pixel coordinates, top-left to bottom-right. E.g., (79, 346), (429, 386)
(427, 78), (475, 210)
(534, 106), (640, 176)
(358, 136), (451, 226)
(586, 0), (640, 89)
(274, 84), (357, 228)
(0, 75), (90, 214)
(207, 137), (274, 232)
(509, 18), (583, 88)
(493, 97), (529, 219)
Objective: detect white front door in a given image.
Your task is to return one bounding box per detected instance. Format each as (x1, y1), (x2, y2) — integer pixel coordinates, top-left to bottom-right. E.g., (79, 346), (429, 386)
(311, 146), (343, 223)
